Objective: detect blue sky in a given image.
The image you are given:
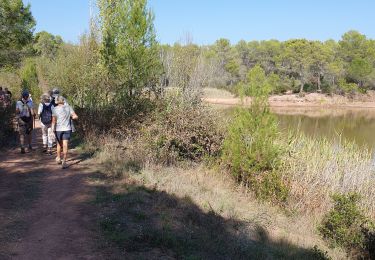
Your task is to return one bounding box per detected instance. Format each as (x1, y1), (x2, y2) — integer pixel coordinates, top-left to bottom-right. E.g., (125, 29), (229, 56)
(23, 0), (375, 44)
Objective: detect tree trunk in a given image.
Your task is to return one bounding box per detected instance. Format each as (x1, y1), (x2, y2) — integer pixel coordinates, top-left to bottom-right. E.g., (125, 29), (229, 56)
(300, 80), (304, 93)
(317, 73), (321, 92)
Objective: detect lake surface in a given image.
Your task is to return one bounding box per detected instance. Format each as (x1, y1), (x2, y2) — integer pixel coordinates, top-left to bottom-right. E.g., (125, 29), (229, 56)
(274, 107), (375, 151)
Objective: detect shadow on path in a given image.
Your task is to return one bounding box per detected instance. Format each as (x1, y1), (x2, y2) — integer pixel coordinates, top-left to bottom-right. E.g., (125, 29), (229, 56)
(94, 174), (328, 260)
(0, 121), (102, 260)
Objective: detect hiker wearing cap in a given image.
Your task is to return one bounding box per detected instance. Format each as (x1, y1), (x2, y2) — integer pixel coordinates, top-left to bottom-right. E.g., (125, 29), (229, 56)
(51, 88), (61, 107)
(16, 90), (35, 154)
(38, 93), (54, 154)
(51, 96), (78, 169)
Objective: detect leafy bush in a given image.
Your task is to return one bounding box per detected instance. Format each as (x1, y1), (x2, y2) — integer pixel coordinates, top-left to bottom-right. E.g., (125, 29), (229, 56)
(75, 98), (154, 138)
(338, 79), (359, 96)
(0, 105), (16, 148)
(222, 107), (287, 202)
(222, 65), (287, 202)
(0, 66), (22, 95)
(222, 107), (281, 174)
(319, 193), (375, 258)
(19, 58), (41, 101)
(142, 99), (224, 165)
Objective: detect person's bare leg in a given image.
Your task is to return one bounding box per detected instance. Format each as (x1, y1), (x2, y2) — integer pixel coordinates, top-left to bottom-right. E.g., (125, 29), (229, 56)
(20, 134), (25, 148)
(61, 140), (69, 168)
(56, 141), (62, 163)
(62, 140), (68, 161)
(27, 132), (32, 149)
(20, 133), (25, 153)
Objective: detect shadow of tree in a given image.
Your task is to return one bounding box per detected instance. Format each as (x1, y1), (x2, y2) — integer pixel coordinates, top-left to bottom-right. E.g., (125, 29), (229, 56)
(0, 167), (44, 259)
(94, 176), (329, 260)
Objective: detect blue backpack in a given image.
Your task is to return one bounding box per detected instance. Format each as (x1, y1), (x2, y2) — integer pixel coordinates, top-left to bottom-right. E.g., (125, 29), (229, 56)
(41, 103), (53, 125)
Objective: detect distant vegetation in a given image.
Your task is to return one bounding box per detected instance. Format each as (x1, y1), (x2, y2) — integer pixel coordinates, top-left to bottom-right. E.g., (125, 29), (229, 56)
(2, 3), (375, 102)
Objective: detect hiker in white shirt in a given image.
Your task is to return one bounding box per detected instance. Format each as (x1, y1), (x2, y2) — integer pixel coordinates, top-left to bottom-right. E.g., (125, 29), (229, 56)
(16, 90), (35, 154)
(52, 96), (78, 169)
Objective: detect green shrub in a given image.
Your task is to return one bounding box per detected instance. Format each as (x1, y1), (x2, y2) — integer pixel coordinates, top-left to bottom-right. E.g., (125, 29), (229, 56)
(319, 193), (375, 258)
(338, 79), (359, 96)
(222, 65), (287, 202)
(75, 98), (154, 138)
(222, 107), (281, 174)
(222, 106), (287, 202)
(0, 105), (16, 148)
(19, 58), (42, 101)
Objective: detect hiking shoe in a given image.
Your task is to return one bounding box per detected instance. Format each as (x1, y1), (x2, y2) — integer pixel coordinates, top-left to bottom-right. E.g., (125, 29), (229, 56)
(56, 157), (62, 164)
(47, 148), (52, 155)
(21, 147), (25, 154)
(42, 146), (47, 153)
(61, 160), (67, 169)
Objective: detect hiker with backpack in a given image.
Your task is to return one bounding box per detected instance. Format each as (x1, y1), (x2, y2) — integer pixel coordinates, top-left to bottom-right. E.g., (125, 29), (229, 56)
(38, 93), (54, 154)
(51, 96), (78, 169)
(16, 90), (35, 154)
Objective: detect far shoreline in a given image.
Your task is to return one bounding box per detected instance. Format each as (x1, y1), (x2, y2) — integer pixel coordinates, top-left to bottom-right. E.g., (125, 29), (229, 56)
(204, 98), (375, 109)
(202, 89), (375, 110)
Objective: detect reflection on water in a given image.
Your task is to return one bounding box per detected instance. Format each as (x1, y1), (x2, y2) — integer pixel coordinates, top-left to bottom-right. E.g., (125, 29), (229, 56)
(274, 108), (375, 152)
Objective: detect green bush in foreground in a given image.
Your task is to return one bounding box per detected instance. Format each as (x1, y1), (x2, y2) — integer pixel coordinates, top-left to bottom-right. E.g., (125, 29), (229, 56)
(319, 193), (375, 258)
(0, 105), (16, 148)
(222, 65), (287, 202)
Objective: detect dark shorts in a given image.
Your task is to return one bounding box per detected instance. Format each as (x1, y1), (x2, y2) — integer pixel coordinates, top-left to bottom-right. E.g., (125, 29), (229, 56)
(55, 130), (72, 143)
(18, 118), (33, 135)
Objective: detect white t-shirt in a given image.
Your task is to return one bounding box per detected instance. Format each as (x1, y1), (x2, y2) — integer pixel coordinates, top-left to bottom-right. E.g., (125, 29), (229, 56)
(52, 104), (75, 132)
(16, 99), (34, 118)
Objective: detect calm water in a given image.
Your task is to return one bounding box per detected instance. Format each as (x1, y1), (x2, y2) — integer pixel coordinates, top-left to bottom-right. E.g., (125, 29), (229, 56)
(274, 108), (375, 151)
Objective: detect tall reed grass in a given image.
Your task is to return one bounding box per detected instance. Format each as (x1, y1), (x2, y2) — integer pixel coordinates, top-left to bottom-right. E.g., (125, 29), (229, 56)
(282, 133), (375, 217)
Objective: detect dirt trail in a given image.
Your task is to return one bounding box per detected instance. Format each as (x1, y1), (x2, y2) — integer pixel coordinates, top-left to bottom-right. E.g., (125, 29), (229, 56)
(0, 121), (102, 260)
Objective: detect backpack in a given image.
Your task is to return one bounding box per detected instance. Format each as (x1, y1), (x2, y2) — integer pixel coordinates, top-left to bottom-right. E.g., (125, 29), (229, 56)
(20, 100), (32, 123)
(41, 103), (53, 125)
(51, 96), (57, 107)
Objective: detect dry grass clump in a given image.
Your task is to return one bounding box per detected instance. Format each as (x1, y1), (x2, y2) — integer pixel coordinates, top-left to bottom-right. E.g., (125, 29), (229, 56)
(282, 134), (375, 217)
(141, 101), (226, 165)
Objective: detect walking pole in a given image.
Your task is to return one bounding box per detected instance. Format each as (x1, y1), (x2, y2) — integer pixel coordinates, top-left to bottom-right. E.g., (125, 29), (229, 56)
(33, 115), (36, 147)
(14, 117), (19, 145)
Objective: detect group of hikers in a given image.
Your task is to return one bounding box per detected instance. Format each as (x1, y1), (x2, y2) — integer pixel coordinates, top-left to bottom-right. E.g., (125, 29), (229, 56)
(0, 87), (12, 107)
(16, 88), (78, 169)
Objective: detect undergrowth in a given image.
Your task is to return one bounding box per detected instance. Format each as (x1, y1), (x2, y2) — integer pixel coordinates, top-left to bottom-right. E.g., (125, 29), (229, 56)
(0, 104), (16, 148)
(142, 99), (225, 165)
(319, 193), (375, 259)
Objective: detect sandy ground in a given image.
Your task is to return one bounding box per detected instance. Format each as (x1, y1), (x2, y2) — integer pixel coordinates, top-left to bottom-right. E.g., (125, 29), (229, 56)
(203, 91), (375, 109)
(0, 121), (103, 260)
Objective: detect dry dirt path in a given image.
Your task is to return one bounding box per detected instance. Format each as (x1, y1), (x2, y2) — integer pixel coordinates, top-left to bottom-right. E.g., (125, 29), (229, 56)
(0, 121), (103, 260)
